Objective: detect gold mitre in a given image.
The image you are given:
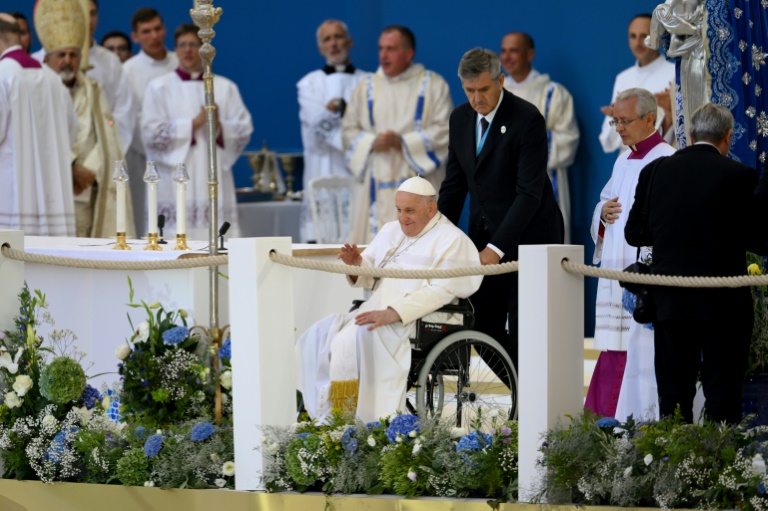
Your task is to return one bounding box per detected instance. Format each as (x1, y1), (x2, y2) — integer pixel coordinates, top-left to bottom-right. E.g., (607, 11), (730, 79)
(34, 0), (87, 54)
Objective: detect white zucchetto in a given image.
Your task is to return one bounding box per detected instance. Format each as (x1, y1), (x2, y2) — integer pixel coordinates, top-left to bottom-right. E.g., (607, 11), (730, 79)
(397, 176), (436, 196)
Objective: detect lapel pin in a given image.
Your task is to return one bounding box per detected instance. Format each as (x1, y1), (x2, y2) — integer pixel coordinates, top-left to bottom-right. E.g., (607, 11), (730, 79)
(501, 126), (506, 134)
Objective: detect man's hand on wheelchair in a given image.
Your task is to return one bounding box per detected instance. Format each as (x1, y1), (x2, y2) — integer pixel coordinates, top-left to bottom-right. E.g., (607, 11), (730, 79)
(479, 247), (501, 265)
(338, 243), (363, 266)
(354, 307), (401, 330)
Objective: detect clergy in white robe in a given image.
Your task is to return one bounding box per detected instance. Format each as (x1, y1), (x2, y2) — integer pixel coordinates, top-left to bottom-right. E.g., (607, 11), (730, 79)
(84, 1), (135, 151)
(599, 15), (675, 154)
(587, 88), (675, 421)
(501, 32), (579, 243)
(296, 177), (483, 422)
(298, 19), (366, 242)
(122, 8), (178, 234)
(0, 20), (76, 236)
(141, 25), (252, 240)
(342, 26), (451, 243)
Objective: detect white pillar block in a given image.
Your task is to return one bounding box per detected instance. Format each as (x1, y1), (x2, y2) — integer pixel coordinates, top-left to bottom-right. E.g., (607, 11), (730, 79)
(517, 244), (584, 503)
(0, 231), (25, 332)
(229, 237), (295, 491)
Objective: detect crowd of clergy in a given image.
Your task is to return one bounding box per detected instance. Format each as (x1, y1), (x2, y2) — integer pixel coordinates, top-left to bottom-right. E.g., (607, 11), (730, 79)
(3, 3), (754, 425)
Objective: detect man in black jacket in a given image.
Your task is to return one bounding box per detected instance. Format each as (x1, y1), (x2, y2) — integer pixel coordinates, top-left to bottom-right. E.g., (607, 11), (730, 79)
(625, 103), (758, 424)
(438, 48), (564, 370)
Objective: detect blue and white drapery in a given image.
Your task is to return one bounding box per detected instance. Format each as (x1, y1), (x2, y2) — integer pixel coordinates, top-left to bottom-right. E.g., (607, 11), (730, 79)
(704, 0), (768, 171)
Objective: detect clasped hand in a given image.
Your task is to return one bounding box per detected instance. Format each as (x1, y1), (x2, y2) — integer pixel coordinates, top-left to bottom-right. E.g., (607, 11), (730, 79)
(602, 197), (622, 224)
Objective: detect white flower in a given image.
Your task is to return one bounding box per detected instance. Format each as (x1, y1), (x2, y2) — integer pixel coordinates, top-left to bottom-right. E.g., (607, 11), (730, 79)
(220, 370), (233, 390)
(210, 453), (220, 462)
(450, 427), (466, 439)
(144, 481), (155, 487)
(115, 344), (131, 360)
(752, 453), (767, 475)
(221, 461), (235, 477)
(396, 436), (403, 443)
(0, 348), (24, 375)
(12, 374), (33, 396)
(488, 409), (500, 418)
(623, 466), (633, 478)
(644, 453), (653, 466)
(214, 478), (226, 488)
(367, 435), (376, 447)
(134, 322), (149, 342)
(4, 391), (22, 409)
(221, 393), (229, 405)
(42, 415), (57, 428)
(409, 430), (417, 438)
(101, 395), (111, 410)
(156, 429), (162, 435)
(267, 442), (280, 455)
(412, 442), (421, 456)
(73, 406), (94, 426)
(407, 470), (417, 481)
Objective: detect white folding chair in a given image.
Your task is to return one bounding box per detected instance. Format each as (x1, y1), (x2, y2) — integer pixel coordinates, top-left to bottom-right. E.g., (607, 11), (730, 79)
(307, 176), (354, 244)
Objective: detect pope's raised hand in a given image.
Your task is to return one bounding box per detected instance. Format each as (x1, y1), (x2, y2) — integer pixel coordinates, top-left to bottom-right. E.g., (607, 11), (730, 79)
(338, 243), (362, 266)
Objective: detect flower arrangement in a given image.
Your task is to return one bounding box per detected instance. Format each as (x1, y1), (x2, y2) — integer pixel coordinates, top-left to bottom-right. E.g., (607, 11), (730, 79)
(536, 410), (768, 510)
(118, 277), (213, 427)
(260, 410), (519, 500)
(747, 253), (768, 375)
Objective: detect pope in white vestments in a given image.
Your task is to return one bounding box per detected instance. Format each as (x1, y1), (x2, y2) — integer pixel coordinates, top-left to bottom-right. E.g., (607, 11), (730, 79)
(342, 27), (451, 243)
(298, 20), (367, 242)
(0, 18), (76, 236)
(296, 177), (483, 422)
(588, 89), (675, 421)
(141, 25), (252, 240)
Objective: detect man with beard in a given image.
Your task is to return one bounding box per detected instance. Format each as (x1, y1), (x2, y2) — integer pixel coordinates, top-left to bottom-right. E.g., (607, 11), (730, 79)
(0, 12), (76, 236)
(297, 19), (366, 242)
(37, 0), (133, 238)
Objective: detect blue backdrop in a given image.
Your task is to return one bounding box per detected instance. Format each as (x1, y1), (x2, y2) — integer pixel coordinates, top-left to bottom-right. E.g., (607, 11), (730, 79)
(15, 0), (667, 337)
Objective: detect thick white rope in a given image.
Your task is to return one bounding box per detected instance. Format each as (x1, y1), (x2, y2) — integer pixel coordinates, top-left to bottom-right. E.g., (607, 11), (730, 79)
(0, 245), (227, 271)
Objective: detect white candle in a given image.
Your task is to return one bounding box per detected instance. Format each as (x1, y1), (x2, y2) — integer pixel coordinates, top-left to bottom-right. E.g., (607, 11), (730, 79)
(116, 180), (126, 233)
(147, 183), (158, 234)
(176, 181), (186, 235)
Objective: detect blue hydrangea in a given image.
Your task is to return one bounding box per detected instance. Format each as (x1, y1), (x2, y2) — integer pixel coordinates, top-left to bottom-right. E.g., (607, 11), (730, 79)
(621, 289), (654, 330)
(341, 426), (357, 454)
(759, 482), (765, 495)
(162, 326), (189, 345)
(134, 426), (146, 439)
(385, 414), (420, 443)
(218, 338), (231, 360)
(366, 421), (382, 430)
(596, 417), (621, 429)
(190, 422), (215, 442)
(455, 431), (493, 452)
(144, 433), (163, 457)
(47, 427), (80, 464)
(80, 384), (100, 410)
(296, 432), (310, 439)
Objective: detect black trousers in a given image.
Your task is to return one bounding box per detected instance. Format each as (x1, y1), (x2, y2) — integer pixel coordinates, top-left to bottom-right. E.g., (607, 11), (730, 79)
(654, 318), (752, 424)
(469, 222), (518, 382)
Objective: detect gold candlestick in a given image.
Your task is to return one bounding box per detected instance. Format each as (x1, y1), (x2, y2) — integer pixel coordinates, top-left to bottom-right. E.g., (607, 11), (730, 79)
(173, 234), (191, 251)
(144, 233), (163, 251)
(113, 232), (130, 250)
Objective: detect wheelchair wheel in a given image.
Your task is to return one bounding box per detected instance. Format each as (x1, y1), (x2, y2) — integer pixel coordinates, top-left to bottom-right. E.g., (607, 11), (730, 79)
(415, 330), (517, 429)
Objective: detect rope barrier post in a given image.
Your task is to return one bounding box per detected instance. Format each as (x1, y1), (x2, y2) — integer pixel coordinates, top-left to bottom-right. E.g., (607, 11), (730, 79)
(518, 244), (584, 502)
(0, 231), (25, 332)
(228, 237), (295, 491)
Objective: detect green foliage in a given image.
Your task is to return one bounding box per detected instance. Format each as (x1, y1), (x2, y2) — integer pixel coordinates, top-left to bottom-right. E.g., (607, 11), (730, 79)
(38, 357), (86, 404)
(116, 448), (150, 486)
(746, 252), (768, 374)
(537, 410), (768, 510)
(119, 277), (212, 428)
